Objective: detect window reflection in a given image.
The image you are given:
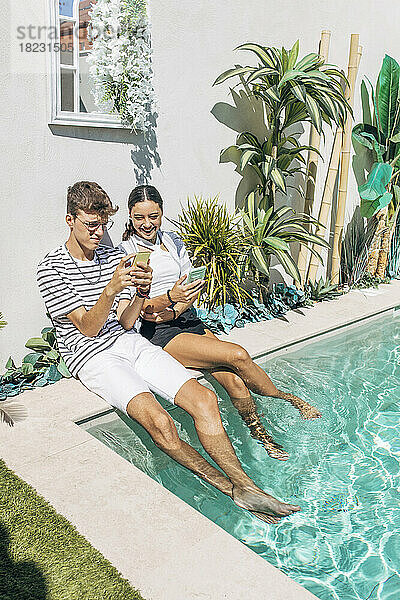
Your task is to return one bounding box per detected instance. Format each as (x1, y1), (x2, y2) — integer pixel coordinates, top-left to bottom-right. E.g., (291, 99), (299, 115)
(79, 0), (98, 113)
(61, 69), (74, 111)
(58, 0), (112, 117)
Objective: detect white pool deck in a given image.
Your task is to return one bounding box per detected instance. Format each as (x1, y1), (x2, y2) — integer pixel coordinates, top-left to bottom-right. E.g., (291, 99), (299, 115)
(2, 280), (400, 600)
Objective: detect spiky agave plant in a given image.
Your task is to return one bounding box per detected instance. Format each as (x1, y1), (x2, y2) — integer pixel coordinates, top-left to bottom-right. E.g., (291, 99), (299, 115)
(239, 191), (329, 287)
(340, 207), (377, 287)
(214, 40), (351, 208)
(305, 277), (343, 302)
(173, 196), (250, 309)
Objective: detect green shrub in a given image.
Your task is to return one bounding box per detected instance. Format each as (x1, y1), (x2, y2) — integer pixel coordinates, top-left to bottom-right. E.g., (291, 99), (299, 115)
(174, 196), (250, 309)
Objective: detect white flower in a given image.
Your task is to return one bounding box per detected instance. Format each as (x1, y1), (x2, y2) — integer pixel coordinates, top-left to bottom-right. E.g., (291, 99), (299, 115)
(87, 0), (156, 129)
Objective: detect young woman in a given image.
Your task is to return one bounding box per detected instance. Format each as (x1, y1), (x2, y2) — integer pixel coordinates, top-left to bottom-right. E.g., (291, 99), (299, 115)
(119, 185), (321, 460)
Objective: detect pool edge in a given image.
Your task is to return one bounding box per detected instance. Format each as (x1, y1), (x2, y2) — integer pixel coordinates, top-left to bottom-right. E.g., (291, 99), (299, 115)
(2, 280), (400, 600)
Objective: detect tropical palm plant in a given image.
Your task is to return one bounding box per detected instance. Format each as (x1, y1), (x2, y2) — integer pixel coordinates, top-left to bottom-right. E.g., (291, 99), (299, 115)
(214, 40), (351, 208)
(352, 54), (400, 277)
(239, 192), (329, 288)
(173, 196), (250, 309)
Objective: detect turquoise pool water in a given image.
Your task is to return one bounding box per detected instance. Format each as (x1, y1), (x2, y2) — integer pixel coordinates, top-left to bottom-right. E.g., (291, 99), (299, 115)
(81, 312), (400, 600)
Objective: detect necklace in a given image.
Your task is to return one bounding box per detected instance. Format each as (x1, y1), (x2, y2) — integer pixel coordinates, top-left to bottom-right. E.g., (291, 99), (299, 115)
(65, 245), (102, 284)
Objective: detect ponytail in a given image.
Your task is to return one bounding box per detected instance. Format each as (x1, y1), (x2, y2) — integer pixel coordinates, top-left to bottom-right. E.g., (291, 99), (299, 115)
(122, 218), (136, 241)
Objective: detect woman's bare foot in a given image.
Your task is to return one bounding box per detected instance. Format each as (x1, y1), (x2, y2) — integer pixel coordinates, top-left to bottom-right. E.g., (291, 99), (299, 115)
(278, 391), (321, 420)
(232, 485), (300, 520)
(236, 403), (290, 460)
(261, 434), (290, 461)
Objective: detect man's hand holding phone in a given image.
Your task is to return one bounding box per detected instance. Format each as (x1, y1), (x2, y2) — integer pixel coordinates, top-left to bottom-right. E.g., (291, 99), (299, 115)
(107, 254), (136, 296)
(129, 251), (152, 295)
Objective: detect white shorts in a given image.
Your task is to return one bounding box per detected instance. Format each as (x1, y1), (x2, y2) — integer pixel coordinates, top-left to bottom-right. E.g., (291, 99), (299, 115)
(78, 331), (195, 414)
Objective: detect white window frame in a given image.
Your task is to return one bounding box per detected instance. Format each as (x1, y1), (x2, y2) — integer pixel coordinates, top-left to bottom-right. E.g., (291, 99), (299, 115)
(49, 0), (127, 128)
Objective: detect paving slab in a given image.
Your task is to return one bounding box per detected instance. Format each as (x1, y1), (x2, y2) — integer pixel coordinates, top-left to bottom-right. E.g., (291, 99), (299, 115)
(2, 280), (400, 600)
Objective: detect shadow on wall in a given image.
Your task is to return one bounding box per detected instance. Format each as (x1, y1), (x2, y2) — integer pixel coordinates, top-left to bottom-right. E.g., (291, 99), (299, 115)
(211, 88), (305, 215)
(211, 86), (306, 278)
(49, 110), (161, 186)
(130, 111), (161, 184)
(211, 88), (269, 209)
(0, 520), (48, 600)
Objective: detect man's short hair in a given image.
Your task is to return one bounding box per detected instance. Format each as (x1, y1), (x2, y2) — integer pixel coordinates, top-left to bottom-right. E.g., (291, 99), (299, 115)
(67, 182), (119, 218)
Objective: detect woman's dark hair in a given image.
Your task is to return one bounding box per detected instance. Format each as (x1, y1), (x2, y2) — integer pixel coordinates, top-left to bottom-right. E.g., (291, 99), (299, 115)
(122, 185), (163, 240)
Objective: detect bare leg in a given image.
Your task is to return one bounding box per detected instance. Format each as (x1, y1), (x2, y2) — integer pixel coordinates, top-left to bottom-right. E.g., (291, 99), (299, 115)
(127, 391), (285, 524)
(164, 331), (321, 419)
(126, 392), (232, 496)
(209, 368), (289, 461)
(174, 380), (300, 520)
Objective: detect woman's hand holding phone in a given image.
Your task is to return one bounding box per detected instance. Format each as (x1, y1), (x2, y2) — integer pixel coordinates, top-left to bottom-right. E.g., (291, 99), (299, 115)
(169, 274), (205, 303)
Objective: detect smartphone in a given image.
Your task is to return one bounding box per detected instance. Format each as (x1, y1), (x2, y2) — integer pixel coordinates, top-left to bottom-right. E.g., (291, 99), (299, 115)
(125, 251), (151, 268)
(186, 265), (207, 284)
(133, 251), (151, 267)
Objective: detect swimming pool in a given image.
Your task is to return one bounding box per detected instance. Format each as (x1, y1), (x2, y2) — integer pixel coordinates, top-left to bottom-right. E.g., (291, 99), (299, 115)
(80, 312), (400, 600)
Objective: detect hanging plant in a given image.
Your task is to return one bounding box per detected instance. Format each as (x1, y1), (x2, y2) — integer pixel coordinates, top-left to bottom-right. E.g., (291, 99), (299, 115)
(87, 0), (156, 131)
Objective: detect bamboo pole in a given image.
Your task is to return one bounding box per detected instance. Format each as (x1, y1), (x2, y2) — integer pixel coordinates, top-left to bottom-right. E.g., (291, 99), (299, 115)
(307, 44), (362, 283)
(306, 128), (343, 282)
(330, 36), (361, 284)
(297, 30), (331, 285)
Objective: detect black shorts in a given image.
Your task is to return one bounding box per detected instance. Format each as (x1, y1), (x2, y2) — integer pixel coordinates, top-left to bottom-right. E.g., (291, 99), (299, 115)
(139, 307), (207, 348)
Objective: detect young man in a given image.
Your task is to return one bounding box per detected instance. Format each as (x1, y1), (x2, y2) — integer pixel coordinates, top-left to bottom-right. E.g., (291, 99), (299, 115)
(37, 181), (300, 524)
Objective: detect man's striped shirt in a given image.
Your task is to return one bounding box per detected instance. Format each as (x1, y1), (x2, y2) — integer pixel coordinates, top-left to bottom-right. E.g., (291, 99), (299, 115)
(37, 244), (132, 376)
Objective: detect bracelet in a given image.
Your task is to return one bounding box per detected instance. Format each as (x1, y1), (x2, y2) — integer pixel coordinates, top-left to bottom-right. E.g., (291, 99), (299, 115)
(167, 289), (177, 306)
(170, 307), (177, 320)
(136, 288), (150, 299)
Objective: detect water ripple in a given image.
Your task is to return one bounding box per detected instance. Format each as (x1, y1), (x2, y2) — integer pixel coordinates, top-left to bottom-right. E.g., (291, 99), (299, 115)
(84, 314), (400, 600)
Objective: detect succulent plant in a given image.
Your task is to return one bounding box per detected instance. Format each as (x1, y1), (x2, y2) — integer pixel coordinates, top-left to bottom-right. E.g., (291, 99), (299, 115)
(0, 327), (71, 400)
(305, 277), (343, 302)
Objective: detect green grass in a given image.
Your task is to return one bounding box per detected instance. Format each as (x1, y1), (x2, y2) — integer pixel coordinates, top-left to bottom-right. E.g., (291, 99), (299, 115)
(0, 459), (145, 600)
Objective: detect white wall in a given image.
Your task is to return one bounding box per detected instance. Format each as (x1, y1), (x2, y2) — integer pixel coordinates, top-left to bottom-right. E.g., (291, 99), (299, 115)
(2, 0), (400, 365)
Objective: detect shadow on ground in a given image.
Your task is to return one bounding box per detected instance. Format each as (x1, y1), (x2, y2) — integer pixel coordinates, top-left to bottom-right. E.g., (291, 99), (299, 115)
(0, 521), (48, 600)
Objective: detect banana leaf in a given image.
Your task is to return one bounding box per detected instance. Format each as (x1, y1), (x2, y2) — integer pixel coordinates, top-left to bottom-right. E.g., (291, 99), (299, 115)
(377, 54), (400, 138)
(352, 124), (384, 162)
(361, 80), (372, 126)
(361, 190), (393, 219)
(358, 162), (393, 219)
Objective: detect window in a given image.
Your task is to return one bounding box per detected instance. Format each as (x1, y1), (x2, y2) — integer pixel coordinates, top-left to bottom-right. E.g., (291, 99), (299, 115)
(50, 0), (123, 127)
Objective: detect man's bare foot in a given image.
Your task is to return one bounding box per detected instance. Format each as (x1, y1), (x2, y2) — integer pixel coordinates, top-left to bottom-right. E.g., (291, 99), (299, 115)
(278, 391), (321, 420)
(232, 485), (300, 519)
(250, 512), (280, 524)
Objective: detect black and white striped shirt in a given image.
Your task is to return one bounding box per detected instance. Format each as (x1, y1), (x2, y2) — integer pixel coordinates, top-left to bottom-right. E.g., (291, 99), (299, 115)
(37, 244), (132, 376)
